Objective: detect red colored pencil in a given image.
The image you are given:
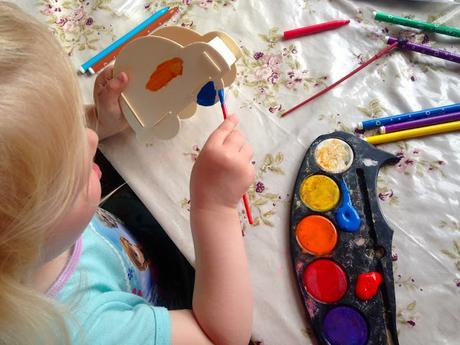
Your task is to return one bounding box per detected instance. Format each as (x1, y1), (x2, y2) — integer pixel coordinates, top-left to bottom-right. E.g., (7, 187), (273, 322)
(89, 7), (179, 74)
(281, 42), (398, 118)
(283, 20), (350, 40)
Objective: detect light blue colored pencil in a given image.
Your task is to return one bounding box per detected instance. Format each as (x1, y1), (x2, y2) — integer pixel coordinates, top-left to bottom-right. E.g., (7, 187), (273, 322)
(79, 6), (169, 74)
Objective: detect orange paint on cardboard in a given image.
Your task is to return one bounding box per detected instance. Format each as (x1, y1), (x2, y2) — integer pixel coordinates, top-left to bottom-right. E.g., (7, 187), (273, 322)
(146, 57), (183, 91)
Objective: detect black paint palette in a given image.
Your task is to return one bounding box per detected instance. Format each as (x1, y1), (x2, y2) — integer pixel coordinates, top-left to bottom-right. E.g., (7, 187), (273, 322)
(289, 131), (400, 345)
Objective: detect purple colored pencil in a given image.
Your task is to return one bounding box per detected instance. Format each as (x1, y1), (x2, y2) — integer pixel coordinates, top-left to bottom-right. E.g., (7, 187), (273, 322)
(379, 111), (460, 134)
(387, 36), (460, 64)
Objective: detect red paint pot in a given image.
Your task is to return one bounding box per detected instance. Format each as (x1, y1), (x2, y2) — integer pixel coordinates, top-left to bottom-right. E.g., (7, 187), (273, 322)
(303, 259), (348, 303)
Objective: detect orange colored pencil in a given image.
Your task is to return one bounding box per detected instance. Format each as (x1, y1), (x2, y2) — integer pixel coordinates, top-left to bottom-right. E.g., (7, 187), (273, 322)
(89, 7), (179, 74)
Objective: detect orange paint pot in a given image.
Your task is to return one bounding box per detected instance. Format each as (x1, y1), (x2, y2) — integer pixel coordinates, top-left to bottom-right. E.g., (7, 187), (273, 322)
(296, 215), (338, 255)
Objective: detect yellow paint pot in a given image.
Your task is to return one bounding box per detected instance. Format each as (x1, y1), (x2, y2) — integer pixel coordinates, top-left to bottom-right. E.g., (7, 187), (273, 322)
(300, 175), (340, 212)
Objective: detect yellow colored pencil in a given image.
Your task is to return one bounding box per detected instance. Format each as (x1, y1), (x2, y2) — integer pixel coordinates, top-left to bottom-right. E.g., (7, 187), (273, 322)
(365, 121), (460, 145)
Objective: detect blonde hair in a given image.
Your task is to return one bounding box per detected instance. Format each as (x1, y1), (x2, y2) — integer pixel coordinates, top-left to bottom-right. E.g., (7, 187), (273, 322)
(0, 2), (89, 344)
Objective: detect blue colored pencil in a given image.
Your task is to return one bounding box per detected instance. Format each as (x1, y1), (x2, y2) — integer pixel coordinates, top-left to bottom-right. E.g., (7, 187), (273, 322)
(79, 7), (169, 74)
(357, 102), (460, 131)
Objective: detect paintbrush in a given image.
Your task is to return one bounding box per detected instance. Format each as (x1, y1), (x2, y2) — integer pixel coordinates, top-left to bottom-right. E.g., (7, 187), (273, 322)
(217, 89), (254, 225)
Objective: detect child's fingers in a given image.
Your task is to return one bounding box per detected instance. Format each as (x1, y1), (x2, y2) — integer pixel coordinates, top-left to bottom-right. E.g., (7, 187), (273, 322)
(210, 115), (239, 144)
(100, 65), (114, 81)
(94, 65), (113, 89)
(106, 72), (128, 94)
(240, 143), (254, 161)
(224, 130), (245, 150)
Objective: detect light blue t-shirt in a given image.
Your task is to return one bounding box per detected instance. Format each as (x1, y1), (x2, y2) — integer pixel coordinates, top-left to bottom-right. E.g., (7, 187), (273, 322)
(49, 208), (171, 345)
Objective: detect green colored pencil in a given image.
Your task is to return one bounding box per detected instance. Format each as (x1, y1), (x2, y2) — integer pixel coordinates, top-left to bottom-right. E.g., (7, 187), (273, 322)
(374, 11), (460, 38)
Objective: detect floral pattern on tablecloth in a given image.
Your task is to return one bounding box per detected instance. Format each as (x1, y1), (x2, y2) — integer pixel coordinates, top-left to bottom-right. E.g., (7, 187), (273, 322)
(16, 1), (460, 344)
(38, 0), (116, 54)
(180, 145), (287, 229)
(235, 28), (328, 115)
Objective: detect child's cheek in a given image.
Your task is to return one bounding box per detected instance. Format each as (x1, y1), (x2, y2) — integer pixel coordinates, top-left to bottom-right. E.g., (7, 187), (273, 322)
(88, 170), (102, 207)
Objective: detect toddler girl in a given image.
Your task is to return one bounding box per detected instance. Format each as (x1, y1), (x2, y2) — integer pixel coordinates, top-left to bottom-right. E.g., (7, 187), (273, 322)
(0, 3), (254, 344)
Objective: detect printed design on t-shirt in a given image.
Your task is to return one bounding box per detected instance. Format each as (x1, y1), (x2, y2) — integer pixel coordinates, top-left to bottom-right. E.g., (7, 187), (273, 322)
(95, 208), (121, 228)
(120, 236), (150, 271)
(132, 287), (143, 297)
(92, 209), (155, 302)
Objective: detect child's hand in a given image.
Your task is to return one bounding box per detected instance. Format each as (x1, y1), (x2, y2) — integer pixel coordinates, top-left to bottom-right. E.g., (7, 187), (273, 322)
(191, 115), (255, 213)
(92, 65), (129, 140)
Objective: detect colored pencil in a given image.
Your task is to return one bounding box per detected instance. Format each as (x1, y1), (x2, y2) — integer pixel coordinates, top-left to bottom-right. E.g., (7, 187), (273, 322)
(283, 20), (350, 40)
(365, 121), (460, 145)
(357, 102), (460, 130)
(79, 7), (169, 74)
(89, 7), (179, 74)
(374, 11), (460, 38)
(387, 36), (460, 64)
(217, 89), (254, 225)
(379, 111), (460, 134)
(281, 42), (398, 118)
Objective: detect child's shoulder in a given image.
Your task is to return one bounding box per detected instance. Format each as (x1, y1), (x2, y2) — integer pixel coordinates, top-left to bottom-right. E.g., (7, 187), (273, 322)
(54, 209), (170, 344)
(57, 208), (156, 303)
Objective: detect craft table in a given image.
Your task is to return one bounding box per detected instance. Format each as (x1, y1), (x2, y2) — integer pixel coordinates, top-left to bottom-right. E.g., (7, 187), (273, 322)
(18, 1), (460, 344)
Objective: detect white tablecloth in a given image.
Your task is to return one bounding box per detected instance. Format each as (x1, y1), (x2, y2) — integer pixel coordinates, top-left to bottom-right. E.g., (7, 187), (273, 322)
(18, 1), (460, 344)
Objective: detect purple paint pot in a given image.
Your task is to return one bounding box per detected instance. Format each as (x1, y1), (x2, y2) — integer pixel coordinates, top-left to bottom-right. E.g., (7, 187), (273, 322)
(322, 306), (368, 345)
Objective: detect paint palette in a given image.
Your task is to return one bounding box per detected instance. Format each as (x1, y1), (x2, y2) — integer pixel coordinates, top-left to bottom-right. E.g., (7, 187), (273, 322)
(289, 131), (400, 345)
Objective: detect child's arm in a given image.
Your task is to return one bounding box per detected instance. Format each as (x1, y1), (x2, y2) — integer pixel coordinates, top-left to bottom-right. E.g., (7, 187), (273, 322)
(86, 66), (129, 140)
(170, 116), (254, 345)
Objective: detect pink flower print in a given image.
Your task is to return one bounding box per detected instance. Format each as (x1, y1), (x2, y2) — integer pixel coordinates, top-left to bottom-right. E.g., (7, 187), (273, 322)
(255, 181), (265, 193)
(56, 17), (69, 27)
(378, 190), (394, 201)
(86, 17), (94, 26)
(254, 52), (264, 60)
(189, 145), (201, 161)
(63, 21), (77, 32)
(257, 87), (266, 95)
(42, 4), (55, 15)
(394, 151), (416, 173)
(132, 287), (143, 296)
(183, 0), (193, 5)
(396, 158), (414, 172)
(255, 66), (272, 80)
(269, 105), (282, 113)
(267, 54), (282, 71)
(72, 8), (86, 23)
(268, 72), (279, 85)
(199, 0), (213, 8)
(285, 70), (303, 89)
